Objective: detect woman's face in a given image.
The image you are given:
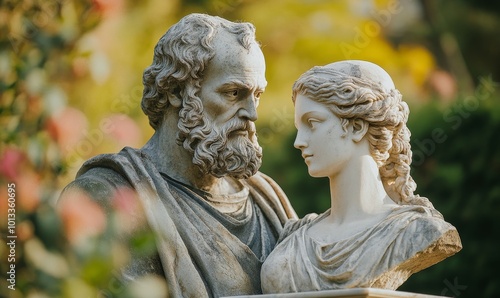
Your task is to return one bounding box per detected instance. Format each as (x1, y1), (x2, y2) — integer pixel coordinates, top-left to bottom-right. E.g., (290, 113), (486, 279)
(294, 94), (356, 178)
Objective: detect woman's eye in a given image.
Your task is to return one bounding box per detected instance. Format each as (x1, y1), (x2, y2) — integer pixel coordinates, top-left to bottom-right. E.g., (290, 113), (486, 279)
(307, 118), (320, 128)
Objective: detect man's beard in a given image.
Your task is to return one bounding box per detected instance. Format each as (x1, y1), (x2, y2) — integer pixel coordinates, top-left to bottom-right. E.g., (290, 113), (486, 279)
(180, 116), (263, 179)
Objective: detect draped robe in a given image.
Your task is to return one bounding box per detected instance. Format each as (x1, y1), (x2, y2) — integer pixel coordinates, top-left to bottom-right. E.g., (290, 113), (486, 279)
(60, 147), (297, 297)
(261, 205), (461, 293)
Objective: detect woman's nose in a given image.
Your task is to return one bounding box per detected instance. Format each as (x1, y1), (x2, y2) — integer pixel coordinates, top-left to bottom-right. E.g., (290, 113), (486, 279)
(294, 130), (307, 149)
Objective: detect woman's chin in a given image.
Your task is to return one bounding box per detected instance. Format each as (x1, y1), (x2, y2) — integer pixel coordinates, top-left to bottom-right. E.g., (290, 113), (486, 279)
(308, 168), (325, 178)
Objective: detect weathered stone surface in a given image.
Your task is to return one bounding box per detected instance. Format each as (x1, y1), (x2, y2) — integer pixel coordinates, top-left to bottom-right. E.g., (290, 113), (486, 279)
(261, 61), (461, 294)
(59, 13), (297, 298)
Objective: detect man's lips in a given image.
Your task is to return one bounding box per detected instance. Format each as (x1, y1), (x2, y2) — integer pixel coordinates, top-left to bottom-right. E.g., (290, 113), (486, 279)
(229, 123), (255, 138)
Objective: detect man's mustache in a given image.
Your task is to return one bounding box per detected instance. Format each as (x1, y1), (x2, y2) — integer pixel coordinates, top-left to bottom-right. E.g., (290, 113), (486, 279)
(225, 120), (257, 137)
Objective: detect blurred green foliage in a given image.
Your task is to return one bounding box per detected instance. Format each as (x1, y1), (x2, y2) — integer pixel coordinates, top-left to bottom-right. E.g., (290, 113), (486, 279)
(401, 86), (500, 297)
(1, 0), (499, 297)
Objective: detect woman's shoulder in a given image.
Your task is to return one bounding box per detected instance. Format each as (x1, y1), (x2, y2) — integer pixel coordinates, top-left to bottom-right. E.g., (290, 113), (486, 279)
(277, 212), (324, 243)
(389, 205), (462, 261)
(395, 205), (457, 237)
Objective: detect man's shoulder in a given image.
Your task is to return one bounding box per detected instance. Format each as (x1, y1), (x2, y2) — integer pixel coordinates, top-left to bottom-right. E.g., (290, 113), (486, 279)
(247, 171), (280, 187)
(60, 166), (132, 209)
(62, 147), (148, 199)
(73, 166), (131, 190)
(60, 146), (142, 209)
(246, 171), (284, 198)
(246, 171), (298, 220)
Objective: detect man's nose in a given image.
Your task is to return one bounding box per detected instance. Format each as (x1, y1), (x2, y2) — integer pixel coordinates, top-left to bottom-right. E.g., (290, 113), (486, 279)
(238, 97), (258, 121)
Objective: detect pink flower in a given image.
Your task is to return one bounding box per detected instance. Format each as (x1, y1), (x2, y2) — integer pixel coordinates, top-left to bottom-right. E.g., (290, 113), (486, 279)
(0, 147), (25, 181)
(92, 0), (124, 19)
(46, 107), (88, 155)
(427, 70), (457, 102)
(58, 188), (107, 246)
(112, 187), (145, 234)
(105, 114), (142, 148)
(17, 170), (41, 213)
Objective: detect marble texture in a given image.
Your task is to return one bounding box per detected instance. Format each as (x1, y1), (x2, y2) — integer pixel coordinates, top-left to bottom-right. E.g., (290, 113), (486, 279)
(261, 206), (460, 292)
(261, 60), (461, 294)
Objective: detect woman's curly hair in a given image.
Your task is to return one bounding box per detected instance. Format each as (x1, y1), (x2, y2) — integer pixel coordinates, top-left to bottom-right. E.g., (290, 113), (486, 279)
(292, 65), (433, 208)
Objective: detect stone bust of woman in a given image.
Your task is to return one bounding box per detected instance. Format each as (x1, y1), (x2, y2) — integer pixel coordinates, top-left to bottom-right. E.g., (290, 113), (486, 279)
(261, 60), (462, 294)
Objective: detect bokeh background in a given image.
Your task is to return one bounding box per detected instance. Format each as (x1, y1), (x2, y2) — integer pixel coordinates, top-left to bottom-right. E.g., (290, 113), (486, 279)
(1, 0), (499, 297)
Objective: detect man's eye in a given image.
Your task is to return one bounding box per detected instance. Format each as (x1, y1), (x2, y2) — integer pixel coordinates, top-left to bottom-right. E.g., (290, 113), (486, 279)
(254, 91), (263, 99)
(226, 90), (238, 98)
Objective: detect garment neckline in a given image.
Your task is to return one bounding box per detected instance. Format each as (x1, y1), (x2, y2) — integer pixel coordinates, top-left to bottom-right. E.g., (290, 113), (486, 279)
(304, 205), (425, 245)
(160, 172), (252, 220)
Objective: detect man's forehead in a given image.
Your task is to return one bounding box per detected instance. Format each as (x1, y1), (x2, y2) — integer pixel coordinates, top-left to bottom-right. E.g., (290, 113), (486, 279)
(210, 30), (263, 61)
(211, 29), (249, 50)
(206, 32), (266, 87)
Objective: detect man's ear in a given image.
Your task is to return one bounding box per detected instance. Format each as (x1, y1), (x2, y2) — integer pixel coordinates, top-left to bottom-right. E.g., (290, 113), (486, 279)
(351, 119), (368, 142)
(167, 86), (182, 108)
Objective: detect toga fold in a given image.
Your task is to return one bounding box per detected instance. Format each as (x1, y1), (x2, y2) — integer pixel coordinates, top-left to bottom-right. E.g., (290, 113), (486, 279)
(61, 147), (297, 297)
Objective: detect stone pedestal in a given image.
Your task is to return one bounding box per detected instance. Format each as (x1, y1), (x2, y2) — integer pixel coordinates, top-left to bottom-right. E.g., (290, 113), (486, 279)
(223, 288), (450, 298)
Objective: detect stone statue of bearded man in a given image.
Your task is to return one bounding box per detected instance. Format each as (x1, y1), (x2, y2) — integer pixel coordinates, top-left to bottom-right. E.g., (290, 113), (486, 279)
(60, 13), (297, 298)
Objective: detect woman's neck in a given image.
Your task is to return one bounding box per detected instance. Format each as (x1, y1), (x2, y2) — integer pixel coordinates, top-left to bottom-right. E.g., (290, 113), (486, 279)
(327, 154), (394, 225)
